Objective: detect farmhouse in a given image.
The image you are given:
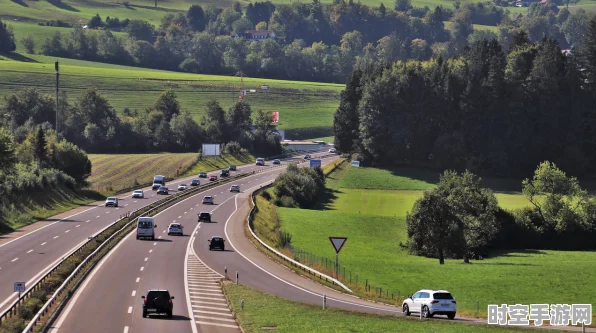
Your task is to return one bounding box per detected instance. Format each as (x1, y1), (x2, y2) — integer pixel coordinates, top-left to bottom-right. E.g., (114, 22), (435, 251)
(231, 30), (276, 42)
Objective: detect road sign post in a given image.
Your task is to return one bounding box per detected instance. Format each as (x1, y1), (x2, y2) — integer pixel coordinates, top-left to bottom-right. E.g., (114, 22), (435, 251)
(329, 237), (347, 280)
(14, 282), (25, 300)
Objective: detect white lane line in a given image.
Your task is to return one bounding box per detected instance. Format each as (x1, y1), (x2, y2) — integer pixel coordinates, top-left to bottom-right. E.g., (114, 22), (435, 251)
(136, 277), (140, 283)
(189, 291), (224, 297)
(194, 321), (239, 329)
(185, 211), (187, 214)
(65, 230), (70, 233)
(53, 236), (59, 239)
(192, 304), (230, 311)
(140, 267), (144, 271)
(132, 290), (136, 297)
(149, 249), (153, 253)
(85, 220), (90, 223)
(134, 201), (138, 203)
(190, 207), (193, 210)
(96, 216), (100, 218)
(125, 204), (129, 207)
(106, 211), (110, 214)
(195, 315), (237, 323)
(178, 216), (182, 219)
(40, 242), (46, 246)
(194, 310), (233, 317)
(127, 306), (133, 313)
(191, 296), (227, 302)
(11, 258), (18, 262)
(153, 242), (157, 246)
(123, 326), (129, 333)
(76, 225), (80, 228)
(144, 257), (148, 262)
(188, 286), (221, 291)
(162, 230), (166, 233)
(158, 236), (162, 239)
(26, 249), (33, 254)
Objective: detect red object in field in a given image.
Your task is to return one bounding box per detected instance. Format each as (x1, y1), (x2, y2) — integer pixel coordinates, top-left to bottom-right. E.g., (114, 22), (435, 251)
(271, 111), (279, 123)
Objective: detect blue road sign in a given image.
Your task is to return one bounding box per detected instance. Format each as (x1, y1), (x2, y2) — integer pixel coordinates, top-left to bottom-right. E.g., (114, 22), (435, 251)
(310, 159), (322, 168)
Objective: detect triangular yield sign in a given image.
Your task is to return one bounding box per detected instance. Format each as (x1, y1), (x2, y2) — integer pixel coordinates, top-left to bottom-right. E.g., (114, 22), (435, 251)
(329, 237), (348, 254)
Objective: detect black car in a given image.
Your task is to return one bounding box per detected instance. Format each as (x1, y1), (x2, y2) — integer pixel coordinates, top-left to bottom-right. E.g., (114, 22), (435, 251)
(208, 236), (225, 251)
(142, 289), (174, 318)
(198, 212), (211, 222)
(272, 159), (281, 165)
(198, 172), (207, 178)
(157, 186), (169, 195)
(220, 169), (230, 177)
(228, 165), (236, 171)
(190, 179), (200, 186)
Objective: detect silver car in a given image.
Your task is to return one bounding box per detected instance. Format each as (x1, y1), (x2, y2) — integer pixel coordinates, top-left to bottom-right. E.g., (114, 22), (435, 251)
(202, 196), (213, 204)
(132, 190), (144, 198)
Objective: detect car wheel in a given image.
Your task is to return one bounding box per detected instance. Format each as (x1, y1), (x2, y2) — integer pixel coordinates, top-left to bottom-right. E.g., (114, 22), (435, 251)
(403, 304), (410, 316)
(222, 246), (225, 251)
(167, 311), (173, 318)
(142, 310), (147, 318)
(447, 313), (456, 320)
(151, 236), (155, 240)
(422, 306), (432, 318)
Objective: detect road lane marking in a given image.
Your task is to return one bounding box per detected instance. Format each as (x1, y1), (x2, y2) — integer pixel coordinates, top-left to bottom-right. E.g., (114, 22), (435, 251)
(11, 258), (18, 262)
(194, 310), (233, 317)
(158, 236), (162, 239)
(149, 249), (153, 253)
(136, 277), (140, 282)
(123, 326), (129, 333)
(127, 306), (133, 313)
(153, 242), (157, 246)
(185, 211), (187, 214)
(106, 211), (110, 214)
(76, 225), (80, 228)
(162, 230), (166, 233)
(144, 257), (148, 261)
(134, 201), (138, 203)
(65, 230), (70, 233)
(178, 216), (182, 219)
(194, 321), (239, 329)
(96, 216), (100, 218)
(125, 204), (129, 206)
(40, 242), (46, 246)
(195, 315), (237, 323)
(26, 249), (33, 254)
(191, 296), (227, 302)
(192, 304), (230, 311)
(140, 267), (144, 271)
(132, 290), (136, 297)
(53, 236), (59, 239)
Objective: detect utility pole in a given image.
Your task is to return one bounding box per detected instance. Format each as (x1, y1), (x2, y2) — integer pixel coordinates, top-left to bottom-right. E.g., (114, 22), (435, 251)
(55, 61), (60, 136)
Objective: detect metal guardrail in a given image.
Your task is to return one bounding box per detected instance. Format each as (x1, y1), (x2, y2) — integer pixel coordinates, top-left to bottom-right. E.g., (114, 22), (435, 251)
(2, 171), (254, 332)
(245, 156), (352, 293)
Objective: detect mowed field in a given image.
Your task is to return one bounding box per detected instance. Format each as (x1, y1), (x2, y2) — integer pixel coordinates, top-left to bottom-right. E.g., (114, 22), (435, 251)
(275, 162), (596, 319)
(224, 283), (541, 333)
(87, 152), (252, 193)
(0, 58), (341, 139)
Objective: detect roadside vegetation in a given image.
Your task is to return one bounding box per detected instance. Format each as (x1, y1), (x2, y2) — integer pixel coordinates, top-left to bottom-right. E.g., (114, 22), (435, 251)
(224, 282), (543, 333)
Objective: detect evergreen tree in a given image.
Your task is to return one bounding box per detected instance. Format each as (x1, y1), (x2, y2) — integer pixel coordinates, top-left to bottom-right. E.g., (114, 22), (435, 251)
(0, 19), (16, 54)
(34, 127), (48, 165)
(333, 70), (363, 153)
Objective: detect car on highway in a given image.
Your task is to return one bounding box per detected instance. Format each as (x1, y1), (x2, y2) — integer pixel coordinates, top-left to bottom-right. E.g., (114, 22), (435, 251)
(167, 223), (183, 236)
(177, 184), (188, 191)
(198, 212), (211, 222)
(132, 190), (144, 199)
(136, 217), (156, 240)
(208, 236), (225, 251)
(273, 159), (281, 165)
(220, 169), (230, 177)
(256, 157), (265, 166)
(199, 172), (207, 178)
(209, 175), (217, 181)
(230, 185), (240, 192)
(329, 148), (337, 153)
(228, 165), (236, 171)
(202, 196), (214, 204)
(105, 197), (118, 207)
(190, 179), (200, 186)
(402, 289), (457, 319)
(157, 186), (169, 195)
(304, 154), (311, 159)
(141, 289), (174, 318)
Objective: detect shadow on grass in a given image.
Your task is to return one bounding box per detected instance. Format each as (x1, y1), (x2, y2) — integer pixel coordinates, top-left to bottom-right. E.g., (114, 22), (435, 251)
(479, 262), (538, 266)
(314, 188), (342, 210)
(2, 52), (40, 63)
(11, 0), (28, 7)
(491, 249), (547, 257)
(47, 0), (80, 11)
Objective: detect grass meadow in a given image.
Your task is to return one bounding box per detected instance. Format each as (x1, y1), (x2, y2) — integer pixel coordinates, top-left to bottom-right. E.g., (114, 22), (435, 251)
(224, 282), (542, 333)
(259, 161), (596, 321)
(87, 152), (252, 193)
(0, 57), (341, 139)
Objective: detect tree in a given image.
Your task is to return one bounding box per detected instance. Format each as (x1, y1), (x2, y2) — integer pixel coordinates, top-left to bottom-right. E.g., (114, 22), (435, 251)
(125, 20), (155, 42)
(34, 127), (48, 166)
(226, 101), (252, 139)
(88, 14), (103, 29)
(187, 5), (207, 32)
(201, 100), (228, 143)
(578, 16), (596, 95)
(153, 89), (180, 121)
(21, 35), (35, 54)
(232, 18), (253, 34)
(255, 21), (268, 31)
(406, 191), (463, 264)
(333, 70), (363, 153)
(0, 19), (16, 53)
(53, 140), (92, 184)
(0, 127), (15, 175)
(394, 0), (412, 11)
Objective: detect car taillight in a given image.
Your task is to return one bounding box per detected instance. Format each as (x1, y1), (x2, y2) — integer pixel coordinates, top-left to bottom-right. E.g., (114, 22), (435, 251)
(168, 299), (172, 304)
(431, 300), (439, 304)
(143, 298), (147, 304)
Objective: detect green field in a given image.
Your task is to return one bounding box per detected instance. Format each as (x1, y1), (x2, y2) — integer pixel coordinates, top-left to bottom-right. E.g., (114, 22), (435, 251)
(0, 57), (341, 139)
(224, 282), (545, 333)
(87, 152), (252, 193)
(262, 162), (596, 320)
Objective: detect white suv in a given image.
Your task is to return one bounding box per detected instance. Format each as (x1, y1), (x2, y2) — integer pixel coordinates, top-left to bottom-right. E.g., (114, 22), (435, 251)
(402, 289), (456, 319)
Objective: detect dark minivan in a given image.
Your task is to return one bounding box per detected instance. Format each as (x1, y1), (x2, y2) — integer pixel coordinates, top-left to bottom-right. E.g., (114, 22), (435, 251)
(142, 289), (174, 318)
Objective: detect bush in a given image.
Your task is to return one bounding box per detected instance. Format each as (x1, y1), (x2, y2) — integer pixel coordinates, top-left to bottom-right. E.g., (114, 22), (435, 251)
(18, 298), (43, 320)
(54, 258), (78, 279)
(277, 230), (292, 248)
(0, 317), (26, 333)
(223, 141), (242, 155)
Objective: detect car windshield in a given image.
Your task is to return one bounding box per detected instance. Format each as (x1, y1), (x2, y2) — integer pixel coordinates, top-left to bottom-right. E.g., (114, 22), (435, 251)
(147, 291), (170, 299)
(200, 213), (209, 216)
(204, 196), (212, 199)
(212, 237), (223, 241)
(170, 224), (180, 228)
(107, 197), (116, 201)
(433, 292), (454, 300)
(180, 184), (186, 186)
(134, 191), (142, 193)
(138, 221), (152, 229)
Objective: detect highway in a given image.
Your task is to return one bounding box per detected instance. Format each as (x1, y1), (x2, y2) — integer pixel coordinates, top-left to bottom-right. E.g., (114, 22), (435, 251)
(0, 152), (323, 315)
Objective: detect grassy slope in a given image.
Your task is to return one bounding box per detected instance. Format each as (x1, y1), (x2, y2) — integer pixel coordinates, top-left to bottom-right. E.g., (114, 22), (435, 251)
(0, 57), (340, 139)
(224, 282), (542, 333)
(87, 152), (252, 193)
(269, 162), (596, 319)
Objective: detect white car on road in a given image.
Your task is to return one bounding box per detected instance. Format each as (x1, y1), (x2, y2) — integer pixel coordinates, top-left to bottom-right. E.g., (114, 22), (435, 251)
(178, 184), (188, 191)
(167, 223), (183, 236)
(402, 289), (456, 319)
(132, 190), (144, 198)
(105, 197), (118, 207)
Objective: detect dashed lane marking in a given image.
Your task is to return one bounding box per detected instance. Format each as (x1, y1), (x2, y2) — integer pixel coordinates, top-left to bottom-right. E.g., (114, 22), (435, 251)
(40, 242), (46, 246)
(26, 250), (33, 254)
(136, 277), (140, 283)
(11, 258), (18, 262)
(127, 306), (133, 314)
(132, 290), (136, 297)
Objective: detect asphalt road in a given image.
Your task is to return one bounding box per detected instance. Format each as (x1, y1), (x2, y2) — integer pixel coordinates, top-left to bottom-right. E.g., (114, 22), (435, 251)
(0, 151), (326, 314)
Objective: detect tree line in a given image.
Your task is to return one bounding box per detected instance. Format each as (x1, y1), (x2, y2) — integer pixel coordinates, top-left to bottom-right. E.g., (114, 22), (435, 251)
(406, 162), (596, 264)
(2, 88), (282, 156)
(334, 16), (596, 179)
